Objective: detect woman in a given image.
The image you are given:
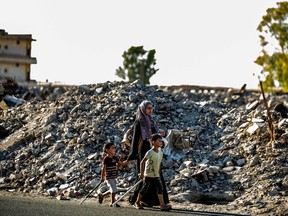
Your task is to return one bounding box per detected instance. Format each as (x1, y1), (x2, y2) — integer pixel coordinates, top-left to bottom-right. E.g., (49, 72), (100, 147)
(125, 100), (169, 207)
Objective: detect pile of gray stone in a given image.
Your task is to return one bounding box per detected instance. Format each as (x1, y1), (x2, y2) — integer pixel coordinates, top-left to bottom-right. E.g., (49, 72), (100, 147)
(0, 80), (287, 215)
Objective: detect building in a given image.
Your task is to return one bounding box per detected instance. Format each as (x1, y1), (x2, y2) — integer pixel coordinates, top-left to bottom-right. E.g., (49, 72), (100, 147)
(0, 29), (37, 83)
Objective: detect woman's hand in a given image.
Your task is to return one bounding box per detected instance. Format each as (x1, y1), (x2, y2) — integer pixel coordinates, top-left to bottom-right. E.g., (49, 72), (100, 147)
(122, 160), (129, 167)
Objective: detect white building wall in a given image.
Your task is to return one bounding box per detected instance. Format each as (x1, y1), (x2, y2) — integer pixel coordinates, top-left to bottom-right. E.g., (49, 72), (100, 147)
(0, 63), (27, 81)
(0, 30), (36, 82)
(0, 39), (29, 56)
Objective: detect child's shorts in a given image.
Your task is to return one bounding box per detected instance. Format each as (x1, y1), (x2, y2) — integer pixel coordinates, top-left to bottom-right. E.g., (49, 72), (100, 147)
(106, 178), (117, 193)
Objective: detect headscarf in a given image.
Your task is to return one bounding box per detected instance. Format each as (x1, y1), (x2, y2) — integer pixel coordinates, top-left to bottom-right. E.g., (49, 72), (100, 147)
(136, 100), (159, 140)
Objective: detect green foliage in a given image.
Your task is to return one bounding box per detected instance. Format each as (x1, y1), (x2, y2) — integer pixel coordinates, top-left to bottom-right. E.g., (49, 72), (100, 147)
(116, 46), (159, 85)
(254, 2), (288, 92)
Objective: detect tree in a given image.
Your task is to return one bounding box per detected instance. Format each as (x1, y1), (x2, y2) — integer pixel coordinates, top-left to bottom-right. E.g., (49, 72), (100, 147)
(254, 2), (288, 92)
(116, 46), (159, 85)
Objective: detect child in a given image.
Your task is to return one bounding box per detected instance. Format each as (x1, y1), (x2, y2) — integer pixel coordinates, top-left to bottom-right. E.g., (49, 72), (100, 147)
(134, 134), (171, 211)
(98, 142), (122, 207)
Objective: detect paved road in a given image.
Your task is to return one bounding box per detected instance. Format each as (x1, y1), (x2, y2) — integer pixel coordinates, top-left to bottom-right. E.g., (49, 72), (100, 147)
(0, 192), (201, 216)
(0, 191), (249, 216)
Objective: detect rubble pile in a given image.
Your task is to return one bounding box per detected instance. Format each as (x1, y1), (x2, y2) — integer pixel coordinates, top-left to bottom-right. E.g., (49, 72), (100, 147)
(0, 78), (18, 98)
(0, 80), (287, 215)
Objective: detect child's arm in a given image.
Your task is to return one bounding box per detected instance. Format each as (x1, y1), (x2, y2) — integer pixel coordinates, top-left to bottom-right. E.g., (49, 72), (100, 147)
(139, 158), (147, 179)
(101, 164), (106, 182)
(117, 155), (128, 170)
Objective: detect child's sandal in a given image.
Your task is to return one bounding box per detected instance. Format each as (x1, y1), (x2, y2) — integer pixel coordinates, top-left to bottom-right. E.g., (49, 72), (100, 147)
(160, 205), (172, 211)
(110, 203), (120, 207)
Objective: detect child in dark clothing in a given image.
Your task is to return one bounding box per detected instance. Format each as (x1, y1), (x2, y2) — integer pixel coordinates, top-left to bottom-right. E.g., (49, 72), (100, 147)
(98, 142), (123, 207)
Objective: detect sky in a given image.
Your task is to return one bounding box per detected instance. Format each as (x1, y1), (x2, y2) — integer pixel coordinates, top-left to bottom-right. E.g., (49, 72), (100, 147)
(0, 0), (280, 89)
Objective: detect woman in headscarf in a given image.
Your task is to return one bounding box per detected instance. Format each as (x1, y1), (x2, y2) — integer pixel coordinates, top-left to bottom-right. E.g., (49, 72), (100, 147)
(125, 100), (169, 207)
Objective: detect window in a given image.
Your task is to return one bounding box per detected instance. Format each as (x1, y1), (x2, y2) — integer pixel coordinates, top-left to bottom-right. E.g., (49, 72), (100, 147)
(17, 40), (20, 45)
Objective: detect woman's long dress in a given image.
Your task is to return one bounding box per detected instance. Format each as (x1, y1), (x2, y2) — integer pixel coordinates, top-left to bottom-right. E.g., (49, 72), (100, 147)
(127, 119), (169, 206)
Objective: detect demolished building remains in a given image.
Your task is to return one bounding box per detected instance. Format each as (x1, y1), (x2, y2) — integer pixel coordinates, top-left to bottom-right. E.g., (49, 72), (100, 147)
(0, 80), (287, 215)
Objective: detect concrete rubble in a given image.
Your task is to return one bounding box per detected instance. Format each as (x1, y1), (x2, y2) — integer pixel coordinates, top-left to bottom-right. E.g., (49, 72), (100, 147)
(0, 80), (287, 215)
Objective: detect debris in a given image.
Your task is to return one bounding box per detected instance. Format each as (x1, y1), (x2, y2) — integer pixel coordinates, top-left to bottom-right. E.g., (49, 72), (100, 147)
(0, 80), (287, 214)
